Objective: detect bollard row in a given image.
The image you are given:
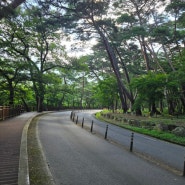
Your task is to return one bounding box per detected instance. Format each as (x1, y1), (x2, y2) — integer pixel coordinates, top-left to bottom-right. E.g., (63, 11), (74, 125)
(70, 111), (110, 140)
(70, 112), (134, 150)
(69, 112), (185, 177)
(70, 111), (133, 148)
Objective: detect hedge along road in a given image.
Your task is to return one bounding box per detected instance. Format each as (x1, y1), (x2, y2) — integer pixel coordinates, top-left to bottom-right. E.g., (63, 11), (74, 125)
(37, 111), (185, 185)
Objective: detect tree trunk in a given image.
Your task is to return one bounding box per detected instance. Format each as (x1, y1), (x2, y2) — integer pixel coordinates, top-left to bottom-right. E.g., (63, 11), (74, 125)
(93, 22), (134, 112)
(180, 96), (185, 113)
(150, 102), (161, 116)
(136, 108), (142, 116)
(37, 96), (44, 112)
(139, 37), (151, 71)
(21, 97), (30, 112)
(159, 100), (163, 113)
(168, 100), (175, 115)
(162, 44), (175, 71)
(8, 82), (14, 106)
(58, 94), (65, 110)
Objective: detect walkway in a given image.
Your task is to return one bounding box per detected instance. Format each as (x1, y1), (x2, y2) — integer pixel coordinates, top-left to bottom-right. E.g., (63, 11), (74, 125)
(0, 112), (38, 185)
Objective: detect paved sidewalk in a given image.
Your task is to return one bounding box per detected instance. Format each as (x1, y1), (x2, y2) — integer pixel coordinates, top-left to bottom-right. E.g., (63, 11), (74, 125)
(0, 112), (38, 185)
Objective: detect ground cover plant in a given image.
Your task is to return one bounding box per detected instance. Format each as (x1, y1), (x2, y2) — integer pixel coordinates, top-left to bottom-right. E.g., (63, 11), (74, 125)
(95, 109), (185, 146)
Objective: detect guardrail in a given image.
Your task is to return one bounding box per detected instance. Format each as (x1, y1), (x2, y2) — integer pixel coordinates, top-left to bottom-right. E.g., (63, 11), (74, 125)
(0, 106), (24, 121)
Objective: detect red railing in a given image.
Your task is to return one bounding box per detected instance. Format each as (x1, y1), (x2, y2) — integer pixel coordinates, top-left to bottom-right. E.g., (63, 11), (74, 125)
(0, 106), (24, 121)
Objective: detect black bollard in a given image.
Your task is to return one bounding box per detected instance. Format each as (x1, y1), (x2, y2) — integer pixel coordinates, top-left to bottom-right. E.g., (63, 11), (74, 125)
(72, 113), (75, 122)
(70, 111), (73, 119)
(183, 159), (185, 177)
(105, 125), (108, 139)
(130, 132), (134, 152)
(90, 120), (94, 132)
(82, 117), (84, 128)
(76, 116), (78, 124)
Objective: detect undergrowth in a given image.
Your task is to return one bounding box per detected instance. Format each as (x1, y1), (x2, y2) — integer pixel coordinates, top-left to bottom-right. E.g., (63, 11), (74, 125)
(95, 111), (185, 146)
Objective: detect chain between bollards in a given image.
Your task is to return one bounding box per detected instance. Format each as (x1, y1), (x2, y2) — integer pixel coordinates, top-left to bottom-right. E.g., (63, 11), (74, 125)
(82, 117), (84, 128)
(90, 120), (94, 133)
(130, 132), (134, 152)
(105, 125), (108, 139)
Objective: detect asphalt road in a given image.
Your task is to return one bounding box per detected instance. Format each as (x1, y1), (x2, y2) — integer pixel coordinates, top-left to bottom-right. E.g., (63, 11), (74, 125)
(37, 111), (185, 185)
(73, 110), (185, 173)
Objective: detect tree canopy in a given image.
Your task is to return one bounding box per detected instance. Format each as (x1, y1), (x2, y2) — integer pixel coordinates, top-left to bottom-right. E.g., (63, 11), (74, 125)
(0, 0), (185, 115)
(0, 0), (25, 19)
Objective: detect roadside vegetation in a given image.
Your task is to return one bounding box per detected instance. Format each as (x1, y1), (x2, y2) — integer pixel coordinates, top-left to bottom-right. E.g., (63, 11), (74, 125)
(95, 109), (185, 146)
(1, 0), (185, 183)
(1, 1), (185, 117)
(27, 116), (54, 185)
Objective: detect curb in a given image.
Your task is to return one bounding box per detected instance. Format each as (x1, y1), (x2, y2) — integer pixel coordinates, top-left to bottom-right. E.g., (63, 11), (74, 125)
(18, 116), (35, 185)
(18, 112), (55, 185)
(18, 113), (42, 185)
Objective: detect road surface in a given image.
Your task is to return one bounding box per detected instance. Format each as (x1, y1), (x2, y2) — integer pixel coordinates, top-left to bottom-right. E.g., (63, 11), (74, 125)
(37, 111), (185, 185)
(73, 110), (185, 173)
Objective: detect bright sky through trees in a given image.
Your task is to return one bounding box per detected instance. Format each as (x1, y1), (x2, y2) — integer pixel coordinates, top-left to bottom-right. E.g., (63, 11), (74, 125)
(0, 0), (185, 115)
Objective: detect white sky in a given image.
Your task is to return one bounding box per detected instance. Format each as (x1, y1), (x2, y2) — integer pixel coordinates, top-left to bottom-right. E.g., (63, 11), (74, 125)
(63, 36), (97, 57)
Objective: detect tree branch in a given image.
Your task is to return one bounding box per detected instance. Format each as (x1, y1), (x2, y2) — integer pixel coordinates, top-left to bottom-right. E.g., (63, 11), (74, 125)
(0, 0), (25, 19)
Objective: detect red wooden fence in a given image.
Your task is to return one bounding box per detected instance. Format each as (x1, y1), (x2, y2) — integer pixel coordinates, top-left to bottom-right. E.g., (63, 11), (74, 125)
(0, 106), (24, 121)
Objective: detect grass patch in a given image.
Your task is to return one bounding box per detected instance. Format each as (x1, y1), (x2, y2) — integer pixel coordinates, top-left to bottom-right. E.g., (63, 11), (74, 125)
(121, 125), (185, 145)
(95, 111), (185, 146)
(28, 116), (54, 185)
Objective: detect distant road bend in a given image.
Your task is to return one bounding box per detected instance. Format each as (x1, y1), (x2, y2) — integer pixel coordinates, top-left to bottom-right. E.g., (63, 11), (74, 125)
(37, 111), (185, 185)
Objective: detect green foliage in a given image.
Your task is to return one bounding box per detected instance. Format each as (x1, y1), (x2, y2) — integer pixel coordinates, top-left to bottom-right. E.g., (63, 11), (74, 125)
(151, 26), (172, 43)
(123, 126), (185, 146)
(96, 111), (185, 145)
(129, 72), (182, 114)
(1, 0), (185, 114)
(93, 76), (119, 108)
(72, 56), (89, 71)
(178, 12), (185, 26)
(116, 13), (136, 24)
(165, 1), (185, 13)
(131, 73), (167, 105)
(131, 26), (147, 37)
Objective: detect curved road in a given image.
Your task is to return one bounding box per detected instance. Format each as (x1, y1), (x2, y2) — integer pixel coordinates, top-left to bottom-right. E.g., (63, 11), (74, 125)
(73, 110), (185, 172)
(37, 111), (185, 185)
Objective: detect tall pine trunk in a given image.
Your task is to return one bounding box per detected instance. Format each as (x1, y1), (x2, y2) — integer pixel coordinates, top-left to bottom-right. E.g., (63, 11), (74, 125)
(93, 22), (134, 112)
